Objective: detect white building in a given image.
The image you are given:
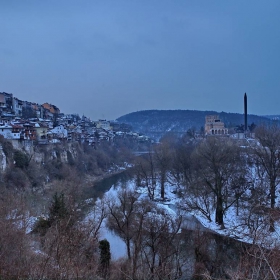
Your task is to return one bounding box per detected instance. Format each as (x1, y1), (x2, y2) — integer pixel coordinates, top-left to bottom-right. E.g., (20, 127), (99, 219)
(0, 124), (21, 139)
(48, 125), (68, 139)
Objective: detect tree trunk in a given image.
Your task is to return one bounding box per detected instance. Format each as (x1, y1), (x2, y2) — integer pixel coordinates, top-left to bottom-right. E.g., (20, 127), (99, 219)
(126, 239), (131, 260)
(160, 172), (165, 200)
(270, 182), (276, 232)
(215, 195), (224, 228)
(236, 196), (239, 216)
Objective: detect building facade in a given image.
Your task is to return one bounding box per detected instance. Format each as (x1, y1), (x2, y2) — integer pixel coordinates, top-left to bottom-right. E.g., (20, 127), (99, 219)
(205, 115), (228, 136)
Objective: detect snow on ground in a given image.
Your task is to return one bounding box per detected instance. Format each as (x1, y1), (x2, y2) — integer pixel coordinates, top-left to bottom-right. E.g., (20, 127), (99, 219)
(6, 210), (38, 234)
(188, 199), (280, 247)
(86, 173), (280, 257)
(103, 179), (178, 218)
(136, 179), (280, 247)
(25, 216), (38, 233)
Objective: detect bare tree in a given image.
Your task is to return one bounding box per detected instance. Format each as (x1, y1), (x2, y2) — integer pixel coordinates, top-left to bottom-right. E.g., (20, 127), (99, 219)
(106, 185), (187, 280)
(32, 193), (104, 279)
(134, 148), (157, 200)
(154, 140), (172, 200)
(37, 218), (99, 279)
(170, 140), (195, 189)
(140, 205), (183, 280)
(253, 124), (280, 231)
(184, 181), (214, 222)
(192, 137), (248, 228)
(233, 240), (280, 280)
(106, 188), (140, 261)
(106, 188), (152, 279)
(0, 194), (34, 279)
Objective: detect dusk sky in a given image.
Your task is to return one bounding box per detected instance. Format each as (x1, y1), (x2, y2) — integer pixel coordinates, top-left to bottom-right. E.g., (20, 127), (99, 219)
(1, 1), (280, 120)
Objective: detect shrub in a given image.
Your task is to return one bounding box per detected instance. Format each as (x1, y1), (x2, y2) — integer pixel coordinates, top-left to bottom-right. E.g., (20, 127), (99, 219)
(66, 150), (75, 166)
(48, 192), (69, 223)
(4, 167), (30, 189)
(13, 150), (29, 168)
(0, 137), (14, 159)
(32, 216), (51, 236)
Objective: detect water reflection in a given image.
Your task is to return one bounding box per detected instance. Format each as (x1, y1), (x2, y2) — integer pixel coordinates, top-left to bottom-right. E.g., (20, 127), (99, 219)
(84, 170), (133, 199)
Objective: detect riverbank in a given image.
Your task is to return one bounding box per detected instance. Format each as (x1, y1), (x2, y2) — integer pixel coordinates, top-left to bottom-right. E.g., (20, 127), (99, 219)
(82, 168), (134, 200)
(83, 167), (132, 187)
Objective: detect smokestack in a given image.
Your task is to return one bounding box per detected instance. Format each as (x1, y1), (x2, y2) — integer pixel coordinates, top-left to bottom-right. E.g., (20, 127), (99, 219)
(244, 93), (247, 131)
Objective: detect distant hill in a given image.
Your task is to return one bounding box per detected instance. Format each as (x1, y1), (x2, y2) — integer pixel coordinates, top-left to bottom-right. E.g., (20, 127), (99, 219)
(117, 110), (271, 140)
(264, 115), (280, 120)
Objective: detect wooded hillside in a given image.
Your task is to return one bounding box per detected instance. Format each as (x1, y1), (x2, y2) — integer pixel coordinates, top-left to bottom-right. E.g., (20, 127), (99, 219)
(117, 109), (271, 140)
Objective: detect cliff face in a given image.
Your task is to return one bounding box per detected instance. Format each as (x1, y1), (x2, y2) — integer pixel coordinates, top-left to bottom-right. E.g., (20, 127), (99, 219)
(0, 141), (80, 190)
(0, 138), (133, 191)
(0, 145), (7, 171)
(7, 141), (79, 166)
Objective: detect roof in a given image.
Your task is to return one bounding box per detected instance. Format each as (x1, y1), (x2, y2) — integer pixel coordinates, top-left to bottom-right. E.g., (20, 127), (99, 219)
(42, 103), (60, 114)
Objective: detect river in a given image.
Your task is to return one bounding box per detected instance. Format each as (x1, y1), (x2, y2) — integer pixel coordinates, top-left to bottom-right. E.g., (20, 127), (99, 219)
(84, 169), (206, 259)
(84, 170), (132, 259)
(83, 170), (133, 200)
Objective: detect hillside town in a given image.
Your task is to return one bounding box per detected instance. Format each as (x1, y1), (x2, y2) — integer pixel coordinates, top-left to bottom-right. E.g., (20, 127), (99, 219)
(0, 92), (151, 147)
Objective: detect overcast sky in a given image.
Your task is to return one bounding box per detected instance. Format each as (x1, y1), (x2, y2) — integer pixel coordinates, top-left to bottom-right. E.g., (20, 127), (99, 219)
(1, 1), (280, 120)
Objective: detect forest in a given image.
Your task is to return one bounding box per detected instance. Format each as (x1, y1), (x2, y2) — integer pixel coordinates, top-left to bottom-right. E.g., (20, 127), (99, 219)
(117, 109), (271, 140)
(1, 124), (280, 279)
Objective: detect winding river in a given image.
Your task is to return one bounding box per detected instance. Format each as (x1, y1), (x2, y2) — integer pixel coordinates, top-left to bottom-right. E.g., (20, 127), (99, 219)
(84, 170), (206, 259)
(84, 171), (132, 259)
